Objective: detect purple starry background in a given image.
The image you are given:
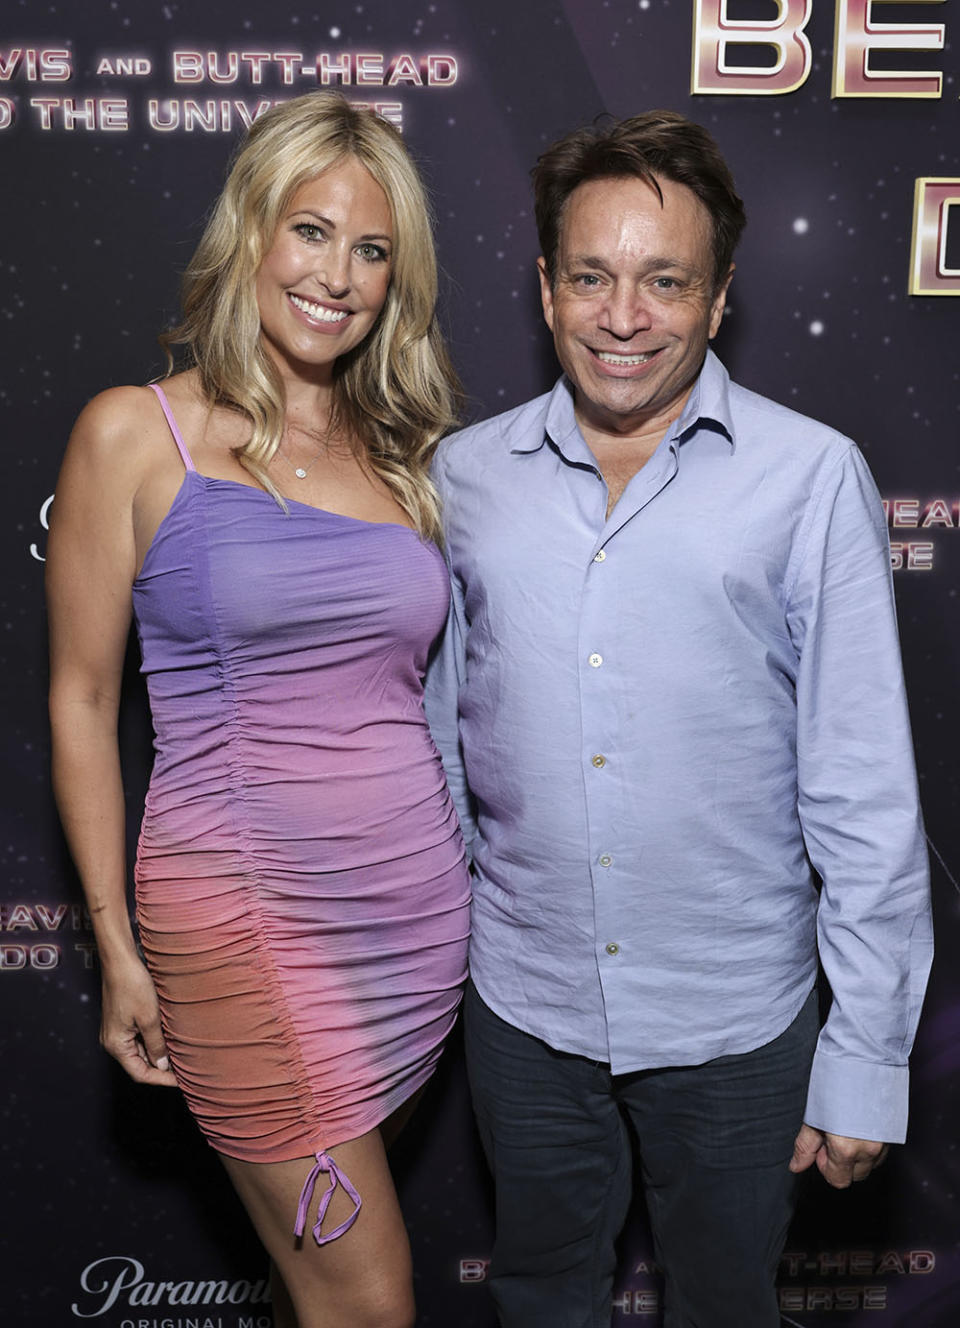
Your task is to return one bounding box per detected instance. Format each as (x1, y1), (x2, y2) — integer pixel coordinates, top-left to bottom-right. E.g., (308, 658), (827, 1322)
(2, 0), (959, 1323)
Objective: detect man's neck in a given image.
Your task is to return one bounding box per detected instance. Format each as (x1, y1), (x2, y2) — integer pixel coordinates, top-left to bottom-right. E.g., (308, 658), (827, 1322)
(574, 398), (686, 515)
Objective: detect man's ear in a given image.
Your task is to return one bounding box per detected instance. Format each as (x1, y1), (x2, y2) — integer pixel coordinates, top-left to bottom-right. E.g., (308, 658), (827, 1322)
(537, 256), (555, 333)
(709, 263), (735, 340)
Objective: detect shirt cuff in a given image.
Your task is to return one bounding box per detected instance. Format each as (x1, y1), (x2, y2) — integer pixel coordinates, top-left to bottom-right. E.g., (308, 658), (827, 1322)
(803, 1049), (909, 1144)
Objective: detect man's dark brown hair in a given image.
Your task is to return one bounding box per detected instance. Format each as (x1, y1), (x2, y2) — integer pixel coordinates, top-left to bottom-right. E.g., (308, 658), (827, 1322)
(533, 110), (746, 294)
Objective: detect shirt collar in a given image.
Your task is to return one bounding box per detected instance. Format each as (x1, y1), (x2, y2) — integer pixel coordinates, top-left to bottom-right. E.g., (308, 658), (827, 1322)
(671, 349), (735, 450)
(508, 375), (588, 463)
(511, 348), (736, 460)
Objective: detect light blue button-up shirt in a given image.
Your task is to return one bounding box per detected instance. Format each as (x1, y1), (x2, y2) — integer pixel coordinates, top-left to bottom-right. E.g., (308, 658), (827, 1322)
(425, 350), (932, 1143)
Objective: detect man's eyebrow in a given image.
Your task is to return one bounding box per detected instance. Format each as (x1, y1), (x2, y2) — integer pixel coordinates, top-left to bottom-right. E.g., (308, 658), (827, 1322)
(643, 257), (700, 274)
(565, 253), (613, 271)
(564, 253), (701, 275)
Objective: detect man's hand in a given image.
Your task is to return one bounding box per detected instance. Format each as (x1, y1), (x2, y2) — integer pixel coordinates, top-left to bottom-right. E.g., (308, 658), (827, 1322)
(789, 1124), (888, 1188)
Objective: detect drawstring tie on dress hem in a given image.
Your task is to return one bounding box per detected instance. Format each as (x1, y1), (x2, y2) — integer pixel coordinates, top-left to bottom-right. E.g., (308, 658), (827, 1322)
(294, 1150), (362, 1246)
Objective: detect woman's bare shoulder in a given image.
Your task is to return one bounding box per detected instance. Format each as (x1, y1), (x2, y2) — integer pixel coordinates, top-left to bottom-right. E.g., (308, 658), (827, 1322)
(77, 383), (154, 429)
(66, 372), (200, 471)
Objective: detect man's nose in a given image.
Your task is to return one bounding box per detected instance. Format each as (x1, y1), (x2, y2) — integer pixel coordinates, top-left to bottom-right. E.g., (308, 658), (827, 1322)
(599, 284), (653, 339)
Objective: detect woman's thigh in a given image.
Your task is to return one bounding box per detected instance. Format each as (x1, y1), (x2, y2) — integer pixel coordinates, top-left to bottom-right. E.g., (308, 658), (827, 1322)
(221, 1127), (414, 1328)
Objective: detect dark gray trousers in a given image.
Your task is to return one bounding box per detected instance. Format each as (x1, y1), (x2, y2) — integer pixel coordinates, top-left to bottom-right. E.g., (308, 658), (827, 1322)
(464, 981), (819, 1328)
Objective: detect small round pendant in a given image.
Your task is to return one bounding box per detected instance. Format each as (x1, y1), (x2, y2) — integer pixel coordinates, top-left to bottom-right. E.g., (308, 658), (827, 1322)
(295, 467), (307, 479)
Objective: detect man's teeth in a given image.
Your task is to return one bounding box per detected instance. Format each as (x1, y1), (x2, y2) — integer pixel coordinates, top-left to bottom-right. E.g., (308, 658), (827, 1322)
(596, 350), (654, 366)
(289, 294), (348, 323)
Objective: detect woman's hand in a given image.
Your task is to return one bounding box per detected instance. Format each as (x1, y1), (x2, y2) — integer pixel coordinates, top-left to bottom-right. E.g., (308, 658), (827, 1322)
(48, 389), (179, 1092)
(100, 956), (178, 1087)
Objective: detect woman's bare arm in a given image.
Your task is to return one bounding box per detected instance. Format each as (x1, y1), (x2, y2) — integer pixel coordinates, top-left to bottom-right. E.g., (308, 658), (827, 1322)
(47, 388), (177, 1087)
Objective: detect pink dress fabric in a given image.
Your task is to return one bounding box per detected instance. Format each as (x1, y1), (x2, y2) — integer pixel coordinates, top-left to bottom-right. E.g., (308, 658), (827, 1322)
(132, 385), (470, 1240)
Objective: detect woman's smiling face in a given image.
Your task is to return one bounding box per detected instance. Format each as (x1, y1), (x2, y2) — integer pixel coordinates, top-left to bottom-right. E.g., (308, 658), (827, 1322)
(255, 156), (394, 382)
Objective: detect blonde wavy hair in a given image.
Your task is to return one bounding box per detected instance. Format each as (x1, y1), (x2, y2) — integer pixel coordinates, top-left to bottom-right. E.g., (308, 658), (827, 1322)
(161, 92), (460, 541)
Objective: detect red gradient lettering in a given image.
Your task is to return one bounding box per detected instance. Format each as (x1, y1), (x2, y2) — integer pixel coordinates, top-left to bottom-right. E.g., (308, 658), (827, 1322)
(892, 498), (920, 527)
(889, 542), (934, 570)
(172, 50), (304, 83)
(0, 944), (61, 969)
(30, 96), (128, 130)
(356, 53), (385, 85)
(909, 179), (960, 295)
(318, 52), (352, 84)
(387, 53), (422, 86)
(74, 942), (98, 969)
(691, 0), (812, 94)
(147, 99), (277, 131)
(832, 0), (944, 98)
(0, 47), (72, 81)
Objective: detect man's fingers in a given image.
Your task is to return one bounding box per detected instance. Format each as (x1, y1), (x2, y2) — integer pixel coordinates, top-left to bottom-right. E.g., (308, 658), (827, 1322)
(816, 1148), (854, 1189)
(871, 1144), (889, 1171)
(817, 1135), (889, 1189)
(788, 1123), (823, 1174)
(790, 1127), (889, 1187)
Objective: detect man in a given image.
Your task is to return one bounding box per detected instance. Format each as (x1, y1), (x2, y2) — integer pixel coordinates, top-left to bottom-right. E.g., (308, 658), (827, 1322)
(425, 112), (932, 1327)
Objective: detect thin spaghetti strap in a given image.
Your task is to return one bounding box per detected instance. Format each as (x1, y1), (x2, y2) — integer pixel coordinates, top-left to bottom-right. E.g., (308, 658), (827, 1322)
(149, 382), (197, 472)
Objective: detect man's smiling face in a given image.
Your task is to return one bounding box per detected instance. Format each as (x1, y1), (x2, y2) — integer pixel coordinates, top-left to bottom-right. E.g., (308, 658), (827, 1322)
(539, 173), (732, 440)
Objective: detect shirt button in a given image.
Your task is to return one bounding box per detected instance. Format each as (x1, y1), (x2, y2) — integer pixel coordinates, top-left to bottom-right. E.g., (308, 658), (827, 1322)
(598, 853), (612, 867)
(591, 754), (606, 768)
(588, 653), (603, 668)
(594, 550), (606, 563)
(605, 942), (620, 956)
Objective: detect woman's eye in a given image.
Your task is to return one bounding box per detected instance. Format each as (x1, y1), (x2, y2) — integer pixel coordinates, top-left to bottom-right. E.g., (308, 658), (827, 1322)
(294, 223), (325, 242)
(357, 243), (389, 262)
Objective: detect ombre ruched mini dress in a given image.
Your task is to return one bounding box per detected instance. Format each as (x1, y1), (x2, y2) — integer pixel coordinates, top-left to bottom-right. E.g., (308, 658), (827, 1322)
(132, 384), (470, 1243)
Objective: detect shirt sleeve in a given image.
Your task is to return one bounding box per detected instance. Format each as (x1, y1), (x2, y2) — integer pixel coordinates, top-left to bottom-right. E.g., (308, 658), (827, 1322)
(424, 448), (478, 857)
(786, 441), (933, 1144)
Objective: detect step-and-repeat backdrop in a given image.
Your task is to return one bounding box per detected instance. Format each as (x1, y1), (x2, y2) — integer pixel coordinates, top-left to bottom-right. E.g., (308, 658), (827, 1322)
(3, 0), (958, 1324)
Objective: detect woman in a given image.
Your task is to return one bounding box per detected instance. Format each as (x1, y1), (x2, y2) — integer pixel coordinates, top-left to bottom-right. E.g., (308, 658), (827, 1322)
(46, 93), (470, 1328)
